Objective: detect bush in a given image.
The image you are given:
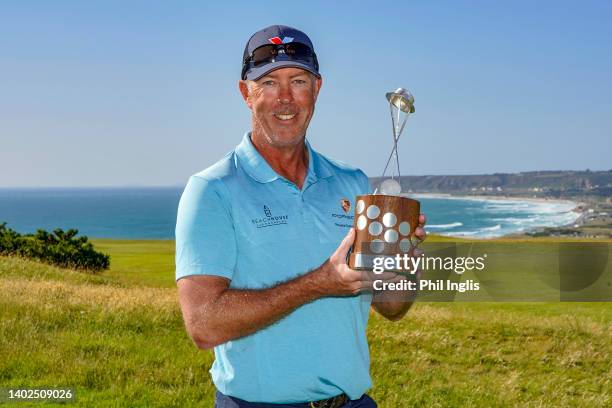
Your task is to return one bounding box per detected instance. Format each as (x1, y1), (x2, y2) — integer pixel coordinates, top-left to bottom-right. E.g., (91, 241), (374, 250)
(0, 223), (110, 272)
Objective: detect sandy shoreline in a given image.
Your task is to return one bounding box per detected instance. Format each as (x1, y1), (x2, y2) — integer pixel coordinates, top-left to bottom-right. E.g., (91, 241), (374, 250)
(410, 192), (581, 209)
(409, 192), (586, 237)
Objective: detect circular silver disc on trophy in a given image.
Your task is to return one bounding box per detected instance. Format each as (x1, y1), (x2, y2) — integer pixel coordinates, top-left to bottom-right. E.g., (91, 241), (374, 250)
(379, 178), (402, 196)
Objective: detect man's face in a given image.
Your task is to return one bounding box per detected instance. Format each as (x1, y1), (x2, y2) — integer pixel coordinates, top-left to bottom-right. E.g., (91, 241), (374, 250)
(239, 67), (322, 148)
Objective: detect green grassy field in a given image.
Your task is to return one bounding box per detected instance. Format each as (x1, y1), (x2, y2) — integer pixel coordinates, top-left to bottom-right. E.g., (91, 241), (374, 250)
(1, 239), (610, 407)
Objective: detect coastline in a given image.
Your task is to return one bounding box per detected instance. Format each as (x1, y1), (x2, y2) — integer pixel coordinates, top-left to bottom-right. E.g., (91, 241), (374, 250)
(1, 188), (606, 240)
(410, 192), (586, 238)
(410, 192), (582, 208)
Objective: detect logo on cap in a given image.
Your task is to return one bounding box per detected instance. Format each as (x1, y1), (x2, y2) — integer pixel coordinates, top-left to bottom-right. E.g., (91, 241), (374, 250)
(268, 36), (294, 45)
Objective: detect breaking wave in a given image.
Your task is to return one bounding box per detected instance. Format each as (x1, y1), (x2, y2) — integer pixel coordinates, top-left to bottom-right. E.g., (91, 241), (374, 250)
(419, 195), (581, 238)
(427, 222), (463, 229)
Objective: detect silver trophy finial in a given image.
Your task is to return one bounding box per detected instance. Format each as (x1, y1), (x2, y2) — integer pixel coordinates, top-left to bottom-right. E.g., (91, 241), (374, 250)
(385, 88), (415, 114)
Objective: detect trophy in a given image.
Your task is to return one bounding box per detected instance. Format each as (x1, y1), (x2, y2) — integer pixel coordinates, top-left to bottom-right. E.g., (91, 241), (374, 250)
(349, 88), (421, 273)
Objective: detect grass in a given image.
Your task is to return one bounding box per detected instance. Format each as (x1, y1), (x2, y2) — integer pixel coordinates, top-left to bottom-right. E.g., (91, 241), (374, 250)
(369, 303), (611, 407)
(92, 239), (176, 288)
(0, 256), (213, 407)
(1, 238), (611, 407)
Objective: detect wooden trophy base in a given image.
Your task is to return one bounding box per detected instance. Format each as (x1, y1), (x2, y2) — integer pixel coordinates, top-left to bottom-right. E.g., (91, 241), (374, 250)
(348, 194), (420, 271)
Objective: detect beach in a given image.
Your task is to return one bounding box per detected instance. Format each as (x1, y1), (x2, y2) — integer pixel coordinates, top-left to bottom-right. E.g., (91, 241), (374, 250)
(410, 193), (585, 239)
(411, 192), (581, 208)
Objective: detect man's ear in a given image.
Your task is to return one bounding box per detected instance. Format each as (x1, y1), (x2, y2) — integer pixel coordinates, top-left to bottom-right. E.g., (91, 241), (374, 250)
(313, 76), (323, 102)
(238, 80), (253, 110)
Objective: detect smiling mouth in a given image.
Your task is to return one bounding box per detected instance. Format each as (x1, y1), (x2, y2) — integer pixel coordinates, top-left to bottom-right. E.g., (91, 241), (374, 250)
(274, 113), (296, 121)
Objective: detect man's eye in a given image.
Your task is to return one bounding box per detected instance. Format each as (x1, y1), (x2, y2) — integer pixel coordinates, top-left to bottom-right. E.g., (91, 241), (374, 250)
(262, 80), (275, 86)
(293, 79), (306, 84)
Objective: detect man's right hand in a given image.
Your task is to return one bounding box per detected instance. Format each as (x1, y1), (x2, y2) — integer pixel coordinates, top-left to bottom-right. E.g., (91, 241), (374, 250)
(315, 228), (399, 296)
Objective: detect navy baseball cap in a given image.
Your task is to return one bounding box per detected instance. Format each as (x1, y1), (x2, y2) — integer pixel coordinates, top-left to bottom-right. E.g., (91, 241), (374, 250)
(241, 25), (320, 81)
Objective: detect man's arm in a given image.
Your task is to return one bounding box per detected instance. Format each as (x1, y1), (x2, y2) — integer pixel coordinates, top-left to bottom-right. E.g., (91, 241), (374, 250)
(178, 268), (329, 349)
(370, 214), (427, 321)
(178, 229), (396, 349)
(370, 272), (418, 321)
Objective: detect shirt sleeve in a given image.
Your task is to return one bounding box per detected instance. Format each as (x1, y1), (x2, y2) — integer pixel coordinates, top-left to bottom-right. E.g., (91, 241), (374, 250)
(175, 175), (236, 281)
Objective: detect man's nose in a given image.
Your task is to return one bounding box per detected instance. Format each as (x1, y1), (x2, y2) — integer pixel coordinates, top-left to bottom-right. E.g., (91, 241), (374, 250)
(277, 83), (293, 104)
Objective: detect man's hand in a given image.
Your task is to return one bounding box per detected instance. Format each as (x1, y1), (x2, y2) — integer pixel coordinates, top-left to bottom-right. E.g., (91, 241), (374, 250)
(415, 213), (427, 246)
(315, 228), (398, 296)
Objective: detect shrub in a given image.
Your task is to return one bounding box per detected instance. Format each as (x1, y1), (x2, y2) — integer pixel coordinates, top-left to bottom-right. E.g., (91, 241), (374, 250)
(0, 223), (110, 272)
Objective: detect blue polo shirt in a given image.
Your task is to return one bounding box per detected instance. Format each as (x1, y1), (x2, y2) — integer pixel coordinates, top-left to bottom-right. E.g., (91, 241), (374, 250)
(175, 133), (372, 403)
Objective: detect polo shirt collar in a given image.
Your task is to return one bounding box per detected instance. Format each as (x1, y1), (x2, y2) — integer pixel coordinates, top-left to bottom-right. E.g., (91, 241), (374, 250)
(236, 132), (332, 184)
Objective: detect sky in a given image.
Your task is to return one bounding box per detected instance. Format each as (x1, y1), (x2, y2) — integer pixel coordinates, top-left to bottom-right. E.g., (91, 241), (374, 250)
(1, 1), (611, 187)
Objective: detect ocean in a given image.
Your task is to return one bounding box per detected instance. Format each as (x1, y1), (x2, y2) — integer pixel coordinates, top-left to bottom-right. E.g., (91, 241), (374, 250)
(0, 188), (580, 239)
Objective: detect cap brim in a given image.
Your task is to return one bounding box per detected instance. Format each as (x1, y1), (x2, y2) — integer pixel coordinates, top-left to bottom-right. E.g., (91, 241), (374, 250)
(245, 60), (320, 81)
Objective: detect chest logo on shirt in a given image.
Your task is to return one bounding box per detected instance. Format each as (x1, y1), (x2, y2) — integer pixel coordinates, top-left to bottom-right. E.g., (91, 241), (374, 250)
(340, 198), (351, 214)
(331, 198), (354, 228)
(251, 205), (289, 228)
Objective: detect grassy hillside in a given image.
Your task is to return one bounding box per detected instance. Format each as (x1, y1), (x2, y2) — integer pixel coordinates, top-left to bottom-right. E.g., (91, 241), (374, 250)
(1, 240), (611, 407)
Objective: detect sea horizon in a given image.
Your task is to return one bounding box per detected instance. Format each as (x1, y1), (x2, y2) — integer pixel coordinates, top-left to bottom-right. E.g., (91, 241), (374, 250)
(0, 187), (582, 240)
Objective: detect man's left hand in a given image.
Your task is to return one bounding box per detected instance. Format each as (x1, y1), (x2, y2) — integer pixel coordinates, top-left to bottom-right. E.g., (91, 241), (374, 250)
(414, 213), (427, 245)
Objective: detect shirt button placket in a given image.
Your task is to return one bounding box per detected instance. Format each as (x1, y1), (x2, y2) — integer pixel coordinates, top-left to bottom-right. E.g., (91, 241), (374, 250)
(300, 191), (315, 238)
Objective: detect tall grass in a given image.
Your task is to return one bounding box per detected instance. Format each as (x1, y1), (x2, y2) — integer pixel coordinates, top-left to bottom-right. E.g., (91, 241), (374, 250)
(1, 240), (610, 407)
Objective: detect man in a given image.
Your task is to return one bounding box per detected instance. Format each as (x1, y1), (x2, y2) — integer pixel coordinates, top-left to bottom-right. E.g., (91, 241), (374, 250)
(176, 25), (426, 407)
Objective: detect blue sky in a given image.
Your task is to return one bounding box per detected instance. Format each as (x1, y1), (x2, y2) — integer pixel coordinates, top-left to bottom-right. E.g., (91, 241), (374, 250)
(1, 1), (610, 187)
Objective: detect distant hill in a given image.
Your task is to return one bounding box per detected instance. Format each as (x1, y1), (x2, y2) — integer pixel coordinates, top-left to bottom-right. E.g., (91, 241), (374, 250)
(370, 170), (612, 198)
